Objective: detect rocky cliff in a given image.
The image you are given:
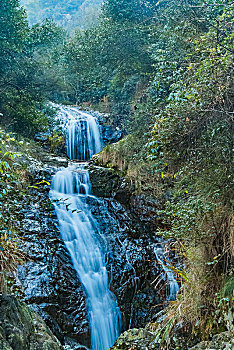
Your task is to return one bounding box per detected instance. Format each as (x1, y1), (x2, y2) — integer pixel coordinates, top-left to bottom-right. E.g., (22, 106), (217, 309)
(9, 151), (167, 349)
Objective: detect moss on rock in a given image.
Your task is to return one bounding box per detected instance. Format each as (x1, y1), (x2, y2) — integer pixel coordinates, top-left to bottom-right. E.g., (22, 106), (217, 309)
(190, 332), (234, 350)
(110, 328), (155, 350)
(88, 164), (121, 198)
(0, 295), (62, 350)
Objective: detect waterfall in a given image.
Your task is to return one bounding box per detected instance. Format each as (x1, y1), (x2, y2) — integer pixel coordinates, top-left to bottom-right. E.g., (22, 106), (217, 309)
(50, 107), (121, 349)
(56, 105), (103, 160)
(154, 245), (179, 301)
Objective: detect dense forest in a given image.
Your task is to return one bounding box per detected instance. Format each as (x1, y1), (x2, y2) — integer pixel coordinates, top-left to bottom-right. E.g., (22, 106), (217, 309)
(0, 0), (233, 349)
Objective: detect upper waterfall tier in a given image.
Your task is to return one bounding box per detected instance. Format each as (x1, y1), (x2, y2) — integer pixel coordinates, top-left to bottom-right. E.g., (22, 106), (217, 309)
(56, 106), (103, 160)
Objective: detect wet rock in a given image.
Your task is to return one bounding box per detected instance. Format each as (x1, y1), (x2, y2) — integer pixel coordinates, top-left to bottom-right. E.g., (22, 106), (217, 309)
(88, 165), (120, 198)
(0, 294), (62, 350)
(130, 195), (164, 232)
(88, 165), (132, 207)
(17, 165), (90, 349)
(18, 222), (90, 347)
(89, 110), (124, 144)
(85, 195), (163, 331)
(17, 160), (166, 347)
(190, 332), (234, 350)
(114, 179), (132, 206)
(89, 165), (165, 232)
(63, 337), (89, 350)
(110, 328), (155, 350)
(130, 289), (161, 328)
(34, 132), (50, 143)
(87, 165), (174, 332)
(44, 156), (68, 168)
(102, 125), (123, 144)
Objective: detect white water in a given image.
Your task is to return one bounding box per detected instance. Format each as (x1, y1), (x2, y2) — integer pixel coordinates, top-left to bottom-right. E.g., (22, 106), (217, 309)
(50, 107), (121, 349)
(56, 105), (103, 160)
(154, 245), (179, 301)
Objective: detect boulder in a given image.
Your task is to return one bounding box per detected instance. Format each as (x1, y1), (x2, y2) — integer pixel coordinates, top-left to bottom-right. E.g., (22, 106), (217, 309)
(88, 165), (120, 198)
(102, 125), (123, 145)
(34, 132), (50, 143)
(110, 328), (155, 350)
(190, 332), (234, 350)
(0, 295), (62, 350)
(85, 194), (163, 331)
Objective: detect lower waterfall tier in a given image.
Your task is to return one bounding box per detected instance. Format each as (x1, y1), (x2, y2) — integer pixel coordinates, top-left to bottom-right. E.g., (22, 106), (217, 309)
(18, 160), (172, 349)
(50, 165), (121, 350)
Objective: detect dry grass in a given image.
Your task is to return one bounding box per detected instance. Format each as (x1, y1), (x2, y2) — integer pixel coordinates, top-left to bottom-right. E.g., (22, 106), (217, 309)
(94, 140), (164, 197)
(0, 232), (25, 293)
(150, 208), (234, 348)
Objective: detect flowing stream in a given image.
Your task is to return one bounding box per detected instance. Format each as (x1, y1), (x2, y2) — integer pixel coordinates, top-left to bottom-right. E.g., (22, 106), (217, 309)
(50, 106), (121, 350)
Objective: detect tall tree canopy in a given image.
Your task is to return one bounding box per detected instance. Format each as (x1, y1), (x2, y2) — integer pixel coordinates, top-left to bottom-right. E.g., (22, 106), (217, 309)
(0, 0), (65, 135)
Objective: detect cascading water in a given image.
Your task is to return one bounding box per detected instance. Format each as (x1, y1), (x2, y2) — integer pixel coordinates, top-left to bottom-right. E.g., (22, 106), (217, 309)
(154, 244), (179, 301)
(56, 105), (103, 160)
(50, 107), (121, 350)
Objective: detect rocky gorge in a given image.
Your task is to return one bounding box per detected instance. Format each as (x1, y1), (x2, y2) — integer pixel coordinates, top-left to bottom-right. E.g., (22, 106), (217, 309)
(1, 106), (232, 350)
(1, 1), (233, 349)
(1, 106), (176, 350)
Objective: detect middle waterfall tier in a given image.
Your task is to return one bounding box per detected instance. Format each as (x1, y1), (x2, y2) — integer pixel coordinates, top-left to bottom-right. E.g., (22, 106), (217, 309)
(50, 165), (121, 350)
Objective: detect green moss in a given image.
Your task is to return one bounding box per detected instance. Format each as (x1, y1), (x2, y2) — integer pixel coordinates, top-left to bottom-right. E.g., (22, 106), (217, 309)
(110, 328), (155, 350)
(0, 295), (62, 350)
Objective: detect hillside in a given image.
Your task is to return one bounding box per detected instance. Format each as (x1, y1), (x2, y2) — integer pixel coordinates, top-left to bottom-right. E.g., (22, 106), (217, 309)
(0, 0), (233, 349)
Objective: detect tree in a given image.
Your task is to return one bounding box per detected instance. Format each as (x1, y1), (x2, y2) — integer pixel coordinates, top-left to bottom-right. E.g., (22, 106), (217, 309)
(0, 0), (28, 73)
(0, 1), (65, 135)
(103, 0), (157, 23)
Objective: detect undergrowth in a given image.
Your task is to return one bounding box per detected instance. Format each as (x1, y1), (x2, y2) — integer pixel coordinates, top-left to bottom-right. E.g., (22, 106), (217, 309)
(95, 2), (234, 346)
(0, 129), (47, 294)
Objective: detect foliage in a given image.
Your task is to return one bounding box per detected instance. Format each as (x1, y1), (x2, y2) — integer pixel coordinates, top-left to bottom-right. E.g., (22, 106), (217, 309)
(0, 230), (25, 293)
(0, 0), (65, 136)
(103, 0), (157, 23)
(149, 2), (233, 201)
(151, 245), (233, 348)
(0, 129), (26, 292)
(63, 17), (153, 120)
(0, 0), (233, 344)
(91, 0), (233, 344)
(49, 131), (65, 153)
(157, 196), (217, 243)
(58, 0), (212, 123)
(145, 1), (233, 344)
